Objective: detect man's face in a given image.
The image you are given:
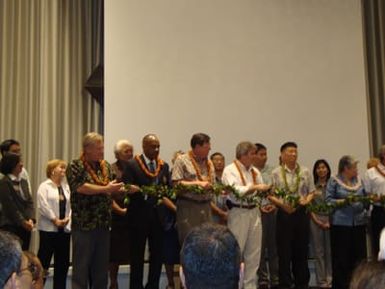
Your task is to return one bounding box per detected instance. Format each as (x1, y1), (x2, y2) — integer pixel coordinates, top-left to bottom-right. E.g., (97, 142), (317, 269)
(211, 155), (225, 172)
(253, 149), (267, 168)
(281, 147), (298, 165)
(143, 137), (160, 160)
(194, 142), (211, 159)
(85, 141), (104, 162)
(9, 144), (21, 155)
(242, 148), (257, 168)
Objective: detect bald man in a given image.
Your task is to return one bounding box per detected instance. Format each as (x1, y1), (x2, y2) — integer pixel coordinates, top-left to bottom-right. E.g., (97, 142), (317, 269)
(122, 134), (171, 289)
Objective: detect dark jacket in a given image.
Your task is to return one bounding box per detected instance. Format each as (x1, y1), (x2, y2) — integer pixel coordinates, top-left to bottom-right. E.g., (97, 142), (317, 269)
(0, 176), (34, 227)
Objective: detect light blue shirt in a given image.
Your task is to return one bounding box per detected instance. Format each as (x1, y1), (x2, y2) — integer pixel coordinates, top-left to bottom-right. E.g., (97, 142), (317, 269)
(325, 176), (367, 226)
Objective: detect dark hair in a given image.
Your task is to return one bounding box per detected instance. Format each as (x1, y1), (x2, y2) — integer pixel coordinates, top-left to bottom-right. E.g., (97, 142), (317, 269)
(210, 152), (224, 160)
(181, 223), (241, 289)
(312, 159), (331, 185)
(0, 139), (20, 156)
(280, 141), (297, 152)
(0, 153), (21, 175)
(190, 133), (210, 148)
(0, 231), (22, 287)
(255, 143), (267, 153)
(350, 261), (385, 289)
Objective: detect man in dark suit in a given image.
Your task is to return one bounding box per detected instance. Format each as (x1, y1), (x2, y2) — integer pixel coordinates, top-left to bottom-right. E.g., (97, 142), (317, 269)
(122, 134), (171, 289)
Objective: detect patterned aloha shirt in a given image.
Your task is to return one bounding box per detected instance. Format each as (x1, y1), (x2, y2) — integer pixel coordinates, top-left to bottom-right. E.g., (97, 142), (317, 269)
(66, 159), (114, 231)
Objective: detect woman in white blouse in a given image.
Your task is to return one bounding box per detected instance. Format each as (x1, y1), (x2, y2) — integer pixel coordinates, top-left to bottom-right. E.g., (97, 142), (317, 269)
(37, 159), (71, 289)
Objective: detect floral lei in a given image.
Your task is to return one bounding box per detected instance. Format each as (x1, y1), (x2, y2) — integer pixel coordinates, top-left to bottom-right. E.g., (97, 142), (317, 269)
(135, 155), (164, 178)
(80, 153), (109, 186)
(188, 151), (213, 183)
(333, 175), (362, 192)
(233, 160), (257, 186)
(281, 164), (301, 194)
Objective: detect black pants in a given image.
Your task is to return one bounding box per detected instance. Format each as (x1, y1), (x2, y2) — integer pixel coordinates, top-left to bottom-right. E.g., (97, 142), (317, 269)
(276, 207), (310, 289)
(1, 224), (31, 250)
(371, 206), (385, 257)
(129, 208), (163, 289)
(330, 225), (367, 289)
(37, 230), (70, 289)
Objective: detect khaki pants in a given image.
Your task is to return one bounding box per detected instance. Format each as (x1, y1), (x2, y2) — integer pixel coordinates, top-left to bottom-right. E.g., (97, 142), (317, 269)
(176, 199), (212, 245)
(228, 207), (262, 289)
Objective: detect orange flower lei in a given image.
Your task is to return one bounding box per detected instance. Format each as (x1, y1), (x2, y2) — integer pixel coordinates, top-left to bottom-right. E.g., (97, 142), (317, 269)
(375, 165), (385, 179)
(135, 155), (164, 178)
(233, 160), (258, 186)
(188, 151), (213, 183)
(80, 153), (109, 186)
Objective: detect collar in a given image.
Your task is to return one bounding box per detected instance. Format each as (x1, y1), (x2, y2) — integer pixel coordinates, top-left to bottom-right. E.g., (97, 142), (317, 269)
(236, 160), (254, 173)
(142, 154), (155, 166)
(283, 163), (299, 173)
(7, 174), (21, 182)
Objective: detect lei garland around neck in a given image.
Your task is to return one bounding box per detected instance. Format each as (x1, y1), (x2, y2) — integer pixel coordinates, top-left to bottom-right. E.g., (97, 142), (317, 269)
(81, 154), (109, 186)
(281, 164), (301, 194)
(233, 160), (257, 186)
(188, 151), (213, 183)
(135, 155), (164, 178)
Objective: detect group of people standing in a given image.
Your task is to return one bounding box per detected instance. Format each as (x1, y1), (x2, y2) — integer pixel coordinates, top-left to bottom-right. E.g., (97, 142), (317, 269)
(1, 133), (385, 289)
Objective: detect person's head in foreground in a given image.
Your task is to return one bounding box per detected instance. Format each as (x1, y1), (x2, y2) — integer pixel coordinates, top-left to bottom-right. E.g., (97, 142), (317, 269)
(0, 230), (22, 289)
(350, 260), (385, 289)
(180, 223), (243, 289)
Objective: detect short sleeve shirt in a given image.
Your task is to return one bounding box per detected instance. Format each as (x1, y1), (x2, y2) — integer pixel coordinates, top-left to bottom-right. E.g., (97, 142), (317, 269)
(272, 164), (315, 196)
(171, 153), (215, 201)
(66, 159), (114, 231)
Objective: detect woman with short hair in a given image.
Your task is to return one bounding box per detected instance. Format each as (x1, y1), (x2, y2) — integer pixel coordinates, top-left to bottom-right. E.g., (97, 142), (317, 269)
(326, 155), (367, 289)
(37, 159), (71, 289)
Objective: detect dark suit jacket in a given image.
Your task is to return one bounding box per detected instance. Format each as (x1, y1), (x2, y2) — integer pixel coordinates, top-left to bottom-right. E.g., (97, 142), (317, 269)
(122, 155), (171, 228)
(0, 176), (34, 227)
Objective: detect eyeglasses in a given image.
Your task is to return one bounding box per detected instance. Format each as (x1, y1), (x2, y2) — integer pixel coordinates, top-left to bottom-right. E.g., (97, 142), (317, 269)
(18, 261), (40, 281)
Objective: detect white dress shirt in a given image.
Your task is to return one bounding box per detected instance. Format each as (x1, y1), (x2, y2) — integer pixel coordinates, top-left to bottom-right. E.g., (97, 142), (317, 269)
(37, 178), (71, 232)
(222, 161), (263, 204)
(364, 164), (385, 198)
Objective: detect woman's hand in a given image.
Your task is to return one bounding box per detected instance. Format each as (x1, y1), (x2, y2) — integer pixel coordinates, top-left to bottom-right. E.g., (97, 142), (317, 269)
(22, 219), (34, 231)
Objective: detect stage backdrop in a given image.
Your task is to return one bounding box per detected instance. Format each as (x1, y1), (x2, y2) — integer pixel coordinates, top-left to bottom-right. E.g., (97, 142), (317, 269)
(105, 0), (370, 173)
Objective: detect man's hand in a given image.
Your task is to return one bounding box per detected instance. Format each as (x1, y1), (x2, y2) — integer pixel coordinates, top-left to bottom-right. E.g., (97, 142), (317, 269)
(255, 184), (272, 192)
(106, 180), (125, 194)
(197, 181), (212, 190)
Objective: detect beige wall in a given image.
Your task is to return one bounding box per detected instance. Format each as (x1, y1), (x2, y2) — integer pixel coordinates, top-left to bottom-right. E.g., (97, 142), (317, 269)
(105, 0), (369, 172)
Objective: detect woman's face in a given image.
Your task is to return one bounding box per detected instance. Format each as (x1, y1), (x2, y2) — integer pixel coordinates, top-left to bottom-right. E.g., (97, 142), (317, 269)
(316, 162), (329, 179)
(117, 144), (133, 162)
(12, 161), (23, 177)
(344, 163), (358, 179)
(52, 163), (67, 179)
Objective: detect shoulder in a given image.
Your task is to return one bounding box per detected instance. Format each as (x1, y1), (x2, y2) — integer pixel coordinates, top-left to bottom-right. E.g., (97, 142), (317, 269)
(126, 158), (139, 169)
(68, 159), (83, 171)
(223, 162), (236, 174)
(38, 179), (53, 189)
(271, 166), (281, 175)
(161, 160), (169, 170)
(299, 165), (310, 174)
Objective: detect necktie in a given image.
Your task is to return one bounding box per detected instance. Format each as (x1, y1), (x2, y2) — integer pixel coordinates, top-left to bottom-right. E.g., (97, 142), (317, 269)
(149, 161), (155, 173)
